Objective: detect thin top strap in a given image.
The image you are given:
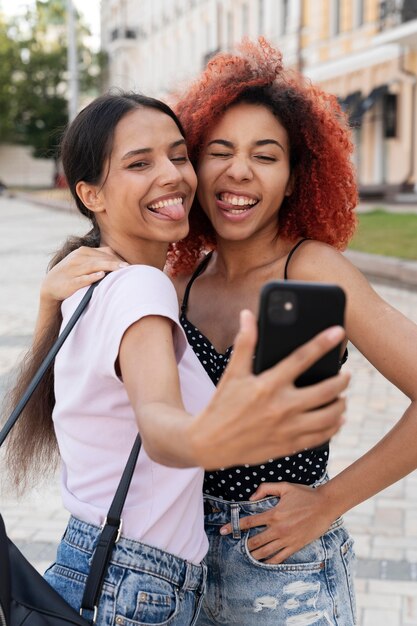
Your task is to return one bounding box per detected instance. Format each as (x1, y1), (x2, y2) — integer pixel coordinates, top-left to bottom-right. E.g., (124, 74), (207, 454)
(284, 238), (310, 280)
(283, 239), (349, 368)
(181, 251), (213, 314)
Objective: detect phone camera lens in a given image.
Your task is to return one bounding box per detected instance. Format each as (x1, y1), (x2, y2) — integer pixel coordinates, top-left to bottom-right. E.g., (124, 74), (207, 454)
(267, 291), (297, 324)
(270, 291), (283, 304)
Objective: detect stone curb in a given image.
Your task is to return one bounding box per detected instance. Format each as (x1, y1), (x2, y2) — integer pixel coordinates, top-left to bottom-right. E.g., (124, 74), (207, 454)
(10, 192), (417, 291)
(344, 250), (417, 290)
(9, 191), (75, 214)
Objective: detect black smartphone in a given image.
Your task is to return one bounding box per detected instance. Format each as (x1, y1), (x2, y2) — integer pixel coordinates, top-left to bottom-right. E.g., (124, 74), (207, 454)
(254, 280), (346, 386)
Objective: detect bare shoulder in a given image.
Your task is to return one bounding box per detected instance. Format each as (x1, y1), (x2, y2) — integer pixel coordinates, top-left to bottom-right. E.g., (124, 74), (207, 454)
(288, 240), (402, 342)
(286, 240), (382, 321)
(287, 240), (365, 287)
(285, 245), (417, 397)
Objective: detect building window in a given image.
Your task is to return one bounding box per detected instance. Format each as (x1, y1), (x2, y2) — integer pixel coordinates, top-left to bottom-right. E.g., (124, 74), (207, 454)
(379, 0), (409, 29)
(355, 0), (365, 26)
(282, 0), (289, 34)
(330, 0), (341, 35)
(227, 11), (233, 49)
(217, 2), (223, 48)
(206, 21), (210, 49)
(383, 93), (397, 138)
(242, 4), (249, 35)
(258, 0), (264, 33)
(402, 0), (417, 23)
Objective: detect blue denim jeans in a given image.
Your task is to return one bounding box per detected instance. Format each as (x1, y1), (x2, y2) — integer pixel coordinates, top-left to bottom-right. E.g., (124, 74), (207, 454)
(44, 516), (207, 626)
(196, 496), (357, 626)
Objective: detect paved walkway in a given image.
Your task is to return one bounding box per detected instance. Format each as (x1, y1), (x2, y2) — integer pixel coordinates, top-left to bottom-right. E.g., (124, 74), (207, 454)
(1, 196), (417, 625)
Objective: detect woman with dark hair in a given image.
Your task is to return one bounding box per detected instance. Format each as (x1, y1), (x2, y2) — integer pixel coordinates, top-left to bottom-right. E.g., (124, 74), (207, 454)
(33, 38), (417, 624)
(4, 89), (348, 625)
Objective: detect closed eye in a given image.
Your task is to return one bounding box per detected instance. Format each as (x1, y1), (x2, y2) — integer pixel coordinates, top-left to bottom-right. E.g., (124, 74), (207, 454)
(255, 155), (277, 162)
(210, 152), (232, 158)
(127, 161), (148, 169)
(171, 156), (188, 163)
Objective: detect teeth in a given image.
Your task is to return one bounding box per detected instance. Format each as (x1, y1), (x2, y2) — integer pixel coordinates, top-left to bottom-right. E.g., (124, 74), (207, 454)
(148, 197), (183, 209)
(228, 208), (250, 214)
(220, 193), (257, 206)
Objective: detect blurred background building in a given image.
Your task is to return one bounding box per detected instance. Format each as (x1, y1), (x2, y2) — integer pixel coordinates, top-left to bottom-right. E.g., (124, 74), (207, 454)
(100, 0), (417, 201)
(1, 0), (416, 199)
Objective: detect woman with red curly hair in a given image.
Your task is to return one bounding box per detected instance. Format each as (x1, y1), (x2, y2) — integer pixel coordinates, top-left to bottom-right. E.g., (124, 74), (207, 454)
(36, 39), (417, 625)
(170, 38), (357, 274)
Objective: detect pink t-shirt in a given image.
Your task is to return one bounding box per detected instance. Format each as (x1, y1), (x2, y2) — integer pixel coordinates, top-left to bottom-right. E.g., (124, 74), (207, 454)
(53, 265), (215, 564)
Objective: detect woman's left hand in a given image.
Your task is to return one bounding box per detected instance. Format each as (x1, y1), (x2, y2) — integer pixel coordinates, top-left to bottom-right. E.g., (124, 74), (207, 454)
(41, 246), (128, 304)
(219, 482), (337, 564)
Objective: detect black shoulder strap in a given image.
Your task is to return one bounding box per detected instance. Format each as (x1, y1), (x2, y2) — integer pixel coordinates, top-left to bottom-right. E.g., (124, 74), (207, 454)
(0, 281), (101, 447)
(181, 251), (213, 315)
(80, 435), (141, 619)
(284, 238), (310, 280)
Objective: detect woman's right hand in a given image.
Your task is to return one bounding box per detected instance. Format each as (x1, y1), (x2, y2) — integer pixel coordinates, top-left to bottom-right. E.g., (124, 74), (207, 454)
(40, 246), (128, 304)
(189, 310), (349, 469)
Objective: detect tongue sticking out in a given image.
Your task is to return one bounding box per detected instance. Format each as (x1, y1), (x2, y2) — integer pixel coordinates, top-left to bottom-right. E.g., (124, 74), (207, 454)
(152, 203), (186, 220)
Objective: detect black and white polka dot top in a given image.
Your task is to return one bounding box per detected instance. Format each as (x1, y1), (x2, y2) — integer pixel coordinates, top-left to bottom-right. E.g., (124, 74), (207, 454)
(180, 240), (342, 501)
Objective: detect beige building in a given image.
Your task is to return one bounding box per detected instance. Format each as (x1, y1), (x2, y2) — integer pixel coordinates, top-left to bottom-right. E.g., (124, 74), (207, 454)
(100, 0), (302, 96)
(101, 0), (417, 199)
(302, 0), (417, 198)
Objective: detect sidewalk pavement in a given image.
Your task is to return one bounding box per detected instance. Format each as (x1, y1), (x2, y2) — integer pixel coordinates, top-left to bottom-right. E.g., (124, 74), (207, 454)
(1, 195), (417, 625)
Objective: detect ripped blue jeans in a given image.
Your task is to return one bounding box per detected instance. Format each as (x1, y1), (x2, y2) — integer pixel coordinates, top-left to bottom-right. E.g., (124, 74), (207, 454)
(44, 516), (207, 626)
(195, 495), (357, 626)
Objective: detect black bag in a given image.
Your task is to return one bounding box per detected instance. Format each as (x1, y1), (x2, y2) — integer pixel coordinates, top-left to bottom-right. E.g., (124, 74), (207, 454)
(0, 517), (88, 626)
(0, 282), (141, 626)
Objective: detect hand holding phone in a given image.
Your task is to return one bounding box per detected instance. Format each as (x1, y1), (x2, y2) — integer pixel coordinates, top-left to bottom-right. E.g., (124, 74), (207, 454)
(254, 281), (346, 386)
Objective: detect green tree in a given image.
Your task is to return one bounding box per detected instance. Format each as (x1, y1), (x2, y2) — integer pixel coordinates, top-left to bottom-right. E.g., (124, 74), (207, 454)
(0, 16), (21, 141)
(1, 0), (103, 175)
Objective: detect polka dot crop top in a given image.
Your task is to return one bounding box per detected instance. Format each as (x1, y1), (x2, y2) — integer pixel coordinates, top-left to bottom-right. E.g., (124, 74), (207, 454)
(180, 240), (345, 501)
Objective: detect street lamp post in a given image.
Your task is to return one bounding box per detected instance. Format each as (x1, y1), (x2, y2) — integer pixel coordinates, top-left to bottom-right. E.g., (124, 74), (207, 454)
(67, 0), (78, 122)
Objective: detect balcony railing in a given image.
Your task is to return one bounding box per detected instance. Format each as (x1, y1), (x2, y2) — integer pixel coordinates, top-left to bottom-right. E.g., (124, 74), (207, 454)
(379, 0), (417, 29)
(110, 27), (139, 42)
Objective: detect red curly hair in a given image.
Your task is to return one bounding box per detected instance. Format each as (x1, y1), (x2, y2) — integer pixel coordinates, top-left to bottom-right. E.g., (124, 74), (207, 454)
(168, 38), (358, 275)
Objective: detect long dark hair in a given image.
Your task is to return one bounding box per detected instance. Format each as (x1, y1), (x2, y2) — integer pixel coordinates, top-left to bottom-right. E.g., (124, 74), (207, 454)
(4, 92), (185, 490)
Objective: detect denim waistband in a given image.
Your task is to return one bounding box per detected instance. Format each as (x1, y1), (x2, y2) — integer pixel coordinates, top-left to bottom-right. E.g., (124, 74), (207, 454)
(204, 471), (328, 513)
(203, 496), (343, 530)
(203, 472), (343, 534)
(63, 516), (205, 592)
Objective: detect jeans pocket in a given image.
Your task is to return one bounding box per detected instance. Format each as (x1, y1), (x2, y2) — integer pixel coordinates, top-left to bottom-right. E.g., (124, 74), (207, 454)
(242, 530), (326, 572)
(115, 571), (180, 626)
(340, 537), (357, 624)
(44, 563), (116, 617)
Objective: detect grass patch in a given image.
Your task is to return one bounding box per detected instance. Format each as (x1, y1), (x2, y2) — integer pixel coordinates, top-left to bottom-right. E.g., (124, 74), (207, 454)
(349, 210), (417, 260)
